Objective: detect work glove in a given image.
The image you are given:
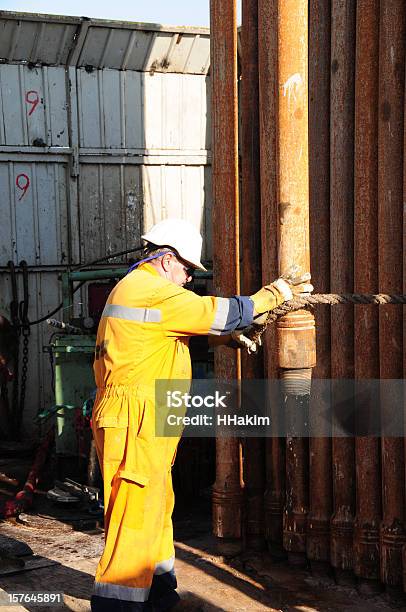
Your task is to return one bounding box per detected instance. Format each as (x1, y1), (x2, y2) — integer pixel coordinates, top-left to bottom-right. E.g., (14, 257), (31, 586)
(231, 328), (262, 354)
(250, 274), (313, 316)
(282, 266), (313, 297)
(272, 276), (314, 300)
(231, 307), (273, 353)
(250, 282), (286, 316)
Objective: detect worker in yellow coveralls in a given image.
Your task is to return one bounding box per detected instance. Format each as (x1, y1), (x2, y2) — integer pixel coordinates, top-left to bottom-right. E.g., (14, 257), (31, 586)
(91, 218), (312, 611)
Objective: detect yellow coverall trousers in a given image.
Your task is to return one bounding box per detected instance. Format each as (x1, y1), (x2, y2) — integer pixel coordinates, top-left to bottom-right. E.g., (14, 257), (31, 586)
(92, 386), (179, 611)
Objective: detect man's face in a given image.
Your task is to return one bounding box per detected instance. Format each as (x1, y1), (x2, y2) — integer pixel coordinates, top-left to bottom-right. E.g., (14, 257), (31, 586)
(163, 254), (193, 287)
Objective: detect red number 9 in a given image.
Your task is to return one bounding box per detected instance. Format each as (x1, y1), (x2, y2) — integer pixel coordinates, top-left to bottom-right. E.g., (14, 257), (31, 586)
(25, 90), (40, 116)
(16, 174), (30, 200)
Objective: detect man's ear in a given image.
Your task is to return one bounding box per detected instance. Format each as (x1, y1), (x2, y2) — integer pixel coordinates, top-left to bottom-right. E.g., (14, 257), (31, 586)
(161, 253), (172, 272)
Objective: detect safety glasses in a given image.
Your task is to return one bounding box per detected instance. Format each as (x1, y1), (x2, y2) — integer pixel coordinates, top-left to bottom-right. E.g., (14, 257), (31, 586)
(176, 256), (195, 279)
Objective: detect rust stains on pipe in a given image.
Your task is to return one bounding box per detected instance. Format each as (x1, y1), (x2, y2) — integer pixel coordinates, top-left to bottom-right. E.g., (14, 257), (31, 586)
(307, 0), (332, 573)
(240, 0), (265, 552)
(403, 30), (406, 595)
(378, 0), (406, 590)
(275, 0), (315, 566)
(403, 14), (406, 594)
(258, 0), (285, 556)
(210, 0), (243, 555)
(330, 0), (356, 584)
(353, 0), (381, 593)
(276, 0), (311, 277)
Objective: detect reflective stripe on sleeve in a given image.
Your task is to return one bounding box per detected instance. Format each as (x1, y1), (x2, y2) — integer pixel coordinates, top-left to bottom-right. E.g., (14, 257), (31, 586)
(208, 296), (254, 335)
(208, 297), (230, 335)
(154, 555), (175, 576)
(93, 581), (151, 602)
(102, 304), (161, 323)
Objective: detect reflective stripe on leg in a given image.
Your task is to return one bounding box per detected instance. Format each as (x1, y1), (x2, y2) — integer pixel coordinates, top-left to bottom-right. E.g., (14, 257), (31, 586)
(91, 594), (154, 611)
(93, 581), (151, 602)
(154, 555), (175, 575)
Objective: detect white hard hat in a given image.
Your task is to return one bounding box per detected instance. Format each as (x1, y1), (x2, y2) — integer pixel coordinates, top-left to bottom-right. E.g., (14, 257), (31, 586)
(142, 218), (207, 271)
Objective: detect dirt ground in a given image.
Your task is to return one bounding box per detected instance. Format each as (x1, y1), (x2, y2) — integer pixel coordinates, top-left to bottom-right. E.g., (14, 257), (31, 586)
(0, 493), (404, 612)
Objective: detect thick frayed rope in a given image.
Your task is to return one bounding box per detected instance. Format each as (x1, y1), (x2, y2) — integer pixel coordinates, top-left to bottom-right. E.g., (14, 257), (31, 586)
(249, 293), (406, 343)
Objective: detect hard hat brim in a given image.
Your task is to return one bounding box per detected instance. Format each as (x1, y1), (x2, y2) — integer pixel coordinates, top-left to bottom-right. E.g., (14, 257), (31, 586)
(141, 235), (207, 271)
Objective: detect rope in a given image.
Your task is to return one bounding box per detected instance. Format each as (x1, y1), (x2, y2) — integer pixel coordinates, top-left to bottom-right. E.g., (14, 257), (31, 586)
(250, 293), (406, 343)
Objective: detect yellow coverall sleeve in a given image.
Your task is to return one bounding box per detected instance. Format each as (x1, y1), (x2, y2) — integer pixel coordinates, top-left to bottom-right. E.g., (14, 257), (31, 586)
(153, 283), (254, 337)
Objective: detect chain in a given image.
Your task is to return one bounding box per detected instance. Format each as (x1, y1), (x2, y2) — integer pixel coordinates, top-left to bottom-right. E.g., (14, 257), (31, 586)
(1, 383), (9, 433)
(11, 335), (20, 434)
(6, 260), (31, 437)
(7, 261), (20, 434)
(18, 326), (30, 432)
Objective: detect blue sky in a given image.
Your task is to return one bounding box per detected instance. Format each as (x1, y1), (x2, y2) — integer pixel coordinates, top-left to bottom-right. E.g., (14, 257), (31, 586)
(0, 1), (241, 27)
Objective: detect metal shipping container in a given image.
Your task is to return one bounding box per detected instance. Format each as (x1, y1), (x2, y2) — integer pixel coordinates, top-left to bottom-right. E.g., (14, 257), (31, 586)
(0, 10), (212, 439)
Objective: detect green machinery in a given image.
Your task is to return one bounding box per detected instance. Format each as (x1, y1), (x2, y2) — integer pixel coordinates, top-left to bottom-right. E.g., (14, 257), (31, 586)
(52, 335), (96, 457)
(43, 269), (127, 462)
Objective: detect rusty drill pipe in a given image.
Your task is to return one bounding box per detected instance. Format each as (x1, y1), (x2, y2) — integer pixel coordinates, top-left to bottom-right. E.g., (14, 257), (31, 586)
(403, 10), (406, 595)
(353, 0), (381, 595)
(307, 0), (332, 575)
(274, 0), (315, 566)
(378, 0), (406, 592)
(241, 0), (266, 552)
(330, 0), (356, 585)
(210, 0), (243, 556)
(258, 0), (285, 557)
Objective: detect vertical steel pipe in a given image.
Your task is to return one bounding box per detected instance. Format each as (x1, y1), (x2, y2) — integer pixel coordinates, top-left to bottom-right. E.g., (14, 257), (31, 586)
(210, 0), (243, 555)
(330, 0), (356, 584)
(240, 5), (265, 549)
(378, 0), (406, 592)
(307, 0), (332, 574)
(276, 0), (311, 280)
(275, 0), (315, 567)
(403, 48), (406, 596)
(241, 0), (265, 552)
(257, 0), (284, 556)
(353, 0), (381, 595)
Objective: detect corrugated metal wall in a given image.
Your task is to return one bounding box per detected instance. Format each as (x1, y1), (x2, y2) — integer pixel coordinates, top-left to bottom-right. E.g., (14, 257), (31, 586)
(0, 65), (69, 147)
(0, 11), (212, 438)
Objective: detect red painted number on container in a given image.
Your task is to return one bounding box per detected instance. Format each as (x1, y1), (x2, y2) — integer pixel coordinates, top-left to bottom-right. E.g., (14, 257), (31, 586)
(16, 174), (30, 200)
(25, 90), (40, 116)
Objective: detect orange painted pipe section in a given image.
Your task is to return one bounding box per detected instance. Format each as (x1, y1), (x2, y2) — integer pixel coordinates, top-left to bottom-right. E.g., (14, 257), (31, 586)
(275, 0), (315, 563)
